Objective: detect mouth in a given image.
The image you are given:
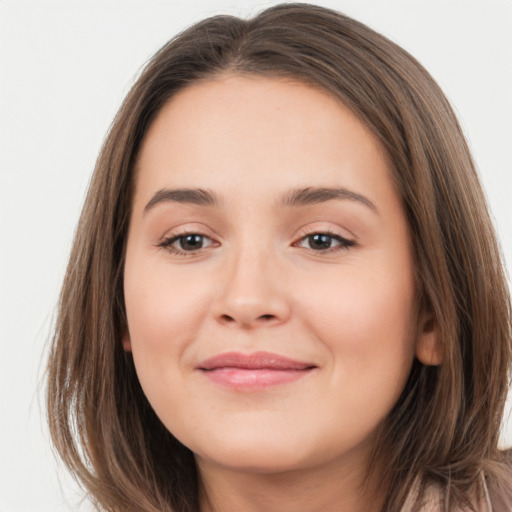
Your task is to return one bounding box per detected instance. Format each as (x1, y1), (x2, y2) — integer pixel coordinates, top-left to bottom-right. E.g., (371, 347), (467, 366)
(197, 351), (317, 390)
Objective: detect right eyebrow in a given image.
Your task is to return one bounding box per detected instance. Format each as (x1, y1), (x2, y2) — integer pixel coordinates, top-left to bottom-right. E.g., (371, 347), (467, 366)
(280, 186), (377, 213)
(143, 188), (218, 214)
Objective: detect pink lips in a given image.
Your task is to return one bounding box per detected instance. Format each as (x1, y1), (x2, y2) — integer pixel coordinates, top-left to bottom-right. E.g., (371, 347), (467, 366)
(197, 351), (316, 390)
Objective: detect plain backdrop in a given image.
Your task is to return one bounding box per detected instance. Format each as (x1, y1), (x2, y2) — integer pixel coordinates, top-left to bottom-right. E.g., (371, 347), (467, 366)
(1, 1), (511, 511)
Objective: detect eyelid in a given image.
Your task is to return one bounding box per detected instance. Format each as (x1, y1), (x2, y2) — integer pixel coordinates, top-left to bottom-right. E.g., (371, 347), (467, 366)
(156, 222), (218, 244)
(294, 222), (356, 241)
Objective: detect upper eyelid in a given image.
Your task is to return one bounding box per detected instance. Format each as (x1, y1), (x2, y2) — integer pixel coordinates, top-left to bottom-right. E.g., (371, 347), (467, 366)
(158, 224), (217, 243)
(297, 231), (353, 242)
(158, 223), (356, 241)
(293, 224), (356, 243)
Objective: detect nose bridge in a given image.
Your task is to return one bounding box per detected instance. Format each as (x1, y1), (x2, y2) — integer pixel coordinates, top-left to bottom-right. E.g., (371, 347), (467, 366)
(213, 237), (289, 328)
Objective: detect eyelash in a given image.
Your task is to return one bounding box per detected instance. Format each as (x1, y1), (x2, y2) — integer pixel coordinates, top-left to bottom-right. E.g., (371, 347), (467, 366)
(158, 230), (356, 257)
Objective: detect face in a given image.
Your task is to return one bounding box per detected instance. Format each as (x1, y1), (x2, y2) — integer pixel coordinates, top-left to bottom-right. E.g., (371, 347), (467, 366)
(123, 75), (437, 476)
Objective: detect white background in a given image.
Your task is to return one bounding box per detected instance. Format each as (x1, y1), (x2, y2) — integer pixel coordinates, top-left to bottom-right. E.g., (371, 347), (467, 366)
(1, 1), (511, 511)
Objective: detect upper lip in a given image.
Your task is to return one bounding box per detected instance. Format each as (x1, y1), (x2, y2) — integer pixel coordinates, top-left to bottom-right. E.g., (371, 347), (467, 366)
(197, 351), (316, 371)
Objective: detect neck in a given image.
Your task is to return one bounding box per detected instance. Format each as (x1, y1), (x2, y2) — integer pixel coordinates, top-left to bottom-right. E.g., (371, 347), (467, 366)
(197, 452), (385, 512)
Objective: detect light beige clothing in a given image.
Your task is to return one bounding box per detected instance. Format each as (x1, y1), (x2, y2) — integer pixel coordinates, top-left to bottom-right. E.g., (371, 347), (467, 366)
(400, 478), (494, 512)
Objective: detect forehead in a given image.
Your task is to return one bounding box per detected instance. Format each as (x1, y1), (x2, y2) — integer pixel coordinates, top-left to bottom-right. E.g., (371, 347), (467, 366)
(133, 74), (396, 211)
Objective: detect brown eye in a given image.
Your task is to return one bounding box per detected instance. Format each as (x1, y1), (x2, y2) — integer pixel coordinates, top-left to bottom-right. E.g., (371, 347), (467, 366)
(177, 234), (206, 251)
(297, 233), (355, 252)
(307, 234), (337, 250)
(160, 233), (215, 254)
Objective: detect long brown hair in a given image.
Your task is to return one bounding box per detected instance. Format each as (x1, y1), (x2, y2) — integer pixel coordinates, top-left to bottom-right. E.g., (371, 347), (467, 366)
(46, 4), (512, 511)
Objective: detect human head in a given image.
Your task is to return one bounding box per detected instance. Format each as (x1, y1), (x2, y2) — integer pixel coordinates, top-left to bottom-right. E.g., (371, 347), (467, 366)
(47, 4), (511, 511)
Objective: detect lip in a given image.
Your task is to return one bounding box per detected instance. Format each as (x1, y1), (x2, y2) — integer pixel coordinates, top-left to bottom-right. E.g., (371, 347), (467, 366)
(197, 351), (316, 391)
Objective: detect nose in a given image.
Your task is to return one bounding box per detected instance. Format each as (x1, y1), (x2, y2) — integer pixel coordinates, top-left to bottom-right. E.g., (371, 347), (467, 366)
(212, 247), (291, 329)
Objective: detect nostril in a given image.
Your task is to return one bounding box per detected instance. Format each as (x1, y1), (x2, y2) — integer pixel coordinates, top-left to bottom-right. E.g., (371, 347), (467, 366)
(218, 313), (276, 325)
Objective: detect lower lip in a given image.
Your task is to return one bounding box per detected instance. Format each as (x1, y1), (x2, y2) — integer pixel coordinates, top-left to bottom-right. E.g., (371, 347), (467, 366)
(201, 368), (313, 390)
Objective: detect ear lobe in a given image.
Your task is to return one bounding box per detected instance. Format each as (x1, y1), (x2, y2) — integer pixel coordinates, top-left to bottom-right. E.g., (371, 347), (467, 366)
(415, 312), (443, 366)
(122, 331), (132, 352)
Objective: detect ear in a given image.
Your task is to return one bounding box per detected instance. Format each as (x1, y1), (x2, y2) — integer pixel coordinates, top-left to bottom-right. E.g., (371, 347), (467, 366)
(415, 306), (442, 366)
(122, 331), (132, 352)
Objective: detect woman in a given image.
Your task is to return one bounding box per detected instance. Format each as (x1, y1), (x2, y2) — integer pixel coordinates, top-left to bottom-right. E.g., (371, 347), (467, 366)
(46, 3), (512, 511)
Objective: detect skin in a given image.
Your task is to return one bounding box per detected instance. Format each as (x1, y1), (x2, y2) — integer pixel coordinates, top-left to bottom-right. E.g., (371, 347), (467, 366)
(123, 74), (439, 512)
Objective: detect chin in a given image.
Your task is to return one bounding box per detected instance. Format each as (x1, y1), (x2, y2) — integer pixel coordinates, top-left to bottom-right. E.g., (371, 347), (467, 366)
(191, 433), (315, 474)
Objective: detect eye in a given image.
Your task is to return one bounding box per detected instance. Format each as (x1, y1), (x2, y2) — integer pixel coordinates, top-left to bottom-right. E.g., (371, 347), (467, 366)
(297, 232), (355, 252)
(159, 233), (215, 255)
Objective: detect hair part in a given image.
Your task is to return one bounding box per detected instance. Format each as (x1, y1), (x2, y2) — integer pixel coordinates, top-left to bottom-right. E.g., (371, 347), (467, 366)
(47, 4), (512, 511)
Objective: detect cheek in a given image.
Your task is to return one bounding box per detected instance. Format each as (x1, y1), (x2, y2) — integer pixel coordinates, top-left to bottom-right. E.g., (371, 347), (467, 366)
(123, 262), (218, 436)
(292, 263), (418, 453)
(125, 255), (211, 341)
(123, 255), (214, 395)
(297, 259), (417, 382)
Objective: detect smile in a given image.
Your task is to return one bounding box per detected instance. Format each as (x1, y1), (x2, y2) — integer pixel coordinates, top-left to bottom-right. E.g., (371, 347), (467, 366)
(197, 351), (317, 390)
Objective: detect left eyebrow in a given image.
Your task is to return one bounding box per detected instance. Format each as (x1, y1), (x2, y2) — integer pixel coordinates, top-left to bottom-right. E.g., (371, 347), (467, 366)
(144, 188), (218, 214)
(280, 187), (378, 213)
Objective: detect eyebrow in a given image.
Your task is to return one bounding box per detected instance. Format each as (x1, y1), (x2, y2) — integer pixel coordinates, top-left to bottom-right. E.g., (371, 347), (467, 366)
(280, 186), (377, 212)
(144, 188), (218, 213)
(143, 186), (377, 214)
